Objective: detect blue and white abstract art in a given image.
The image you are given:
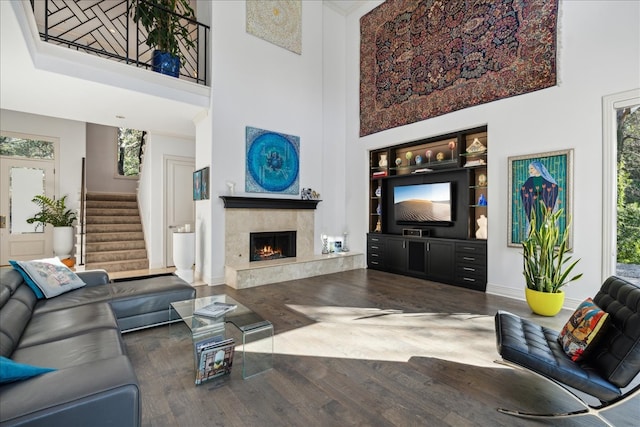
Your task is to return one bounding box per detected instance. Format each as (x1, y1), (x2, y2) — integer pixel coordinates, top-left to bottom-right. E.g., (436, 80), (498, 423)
(245, 126), (300, 194)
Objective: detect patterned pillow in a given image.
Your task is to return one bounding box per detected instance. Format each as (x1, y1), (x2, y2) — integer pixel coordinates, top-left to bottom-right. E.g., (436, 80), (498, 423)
(0, 356), (56, 384)
(9, 257), (86, 299)
(557, 298), (609, 362)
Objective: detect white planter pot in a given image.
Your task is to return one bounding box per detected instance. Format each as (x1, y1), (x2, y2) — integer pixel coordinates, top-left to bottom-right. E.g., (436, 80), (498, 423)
(53, 226), (74, 259)
(173, 232), (195, 283)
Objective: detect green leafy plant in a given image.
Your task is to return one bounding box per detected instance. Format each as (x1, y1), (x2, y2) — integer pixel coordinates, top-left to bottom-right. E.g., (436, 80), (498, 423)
(522, 202), (583, 293)
(26, 195), (77, 228)
(130, 0), (196, 64)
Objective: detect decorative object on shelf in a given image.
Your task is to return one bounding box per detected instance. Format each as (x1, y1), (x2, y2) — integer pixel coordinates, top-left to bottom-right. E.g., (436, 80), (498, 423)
(466, 138), (487, 153)
(378, 154), (388, 167)
(476, 214), (488, 239)
(425, 150), (432, 163)
(508, 149), (573, 247)
(226, 181), (236, 196)
(342, 232), (350, 252)
(415, 155), (423, 165)
(375, 186), (381, 197)
(333, 241), (342, 253)
(193, 167), (210, 200)
(301, 188), (312, 200)
(130, 0), (196, 77)
(246, 0), (302, 55)
(464, 158), (486, 167)
(478, 173), (487, 187)
(372, 170), (387, 177)
(436, 152), (444, 161)
(246, 126), (300, 195)
(395, 157), (402, 166)
(374, 218), (382, 232)
(376, 203), (381, 215)
(448, 140), (456, 158)
(405, 151), (413, 165)
(413, 168), (433, 173)
(522, 202), (582, 316)
(478, 194), (487, 206)
(321, 234), (329, 254)
(359, 0), (558, 136)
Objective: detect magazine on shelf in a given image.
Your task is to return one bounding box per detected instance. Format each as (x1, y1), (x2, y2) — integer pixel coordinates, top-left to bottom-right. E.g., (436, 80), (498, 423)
(193, 301), (237, 318)
(194, 336), (235, 385)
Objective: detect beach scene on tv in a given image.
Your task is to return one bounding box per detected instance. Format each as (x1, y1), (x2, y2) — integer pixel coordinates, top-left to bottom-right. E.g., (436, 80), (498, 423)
(394, 182), (452, 222)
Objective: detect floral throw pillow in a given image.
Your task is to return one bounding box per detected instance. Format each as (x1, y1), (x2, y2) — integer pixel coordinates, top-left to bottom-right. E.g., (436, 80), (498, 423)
(557, 298), (609, 362)
(10, 257), (86, 299)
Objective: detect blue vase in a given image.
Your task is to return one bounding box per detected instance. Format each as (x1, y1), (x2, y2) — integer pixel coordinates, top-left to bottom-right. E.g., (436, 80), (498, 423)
(152, 50), (180, 77)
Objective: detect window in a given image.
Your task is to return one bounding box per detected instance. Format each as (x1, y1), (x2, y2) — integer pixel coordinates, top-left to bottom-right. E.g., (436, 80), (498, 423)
(117, 128), (145, 177)
(0, 136), (55, 159)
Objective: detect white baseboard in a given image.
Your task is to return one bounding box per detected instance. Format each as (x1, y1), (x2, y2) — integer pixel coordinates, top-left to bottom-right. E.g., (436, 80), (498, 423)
(486, 282), (580, 311)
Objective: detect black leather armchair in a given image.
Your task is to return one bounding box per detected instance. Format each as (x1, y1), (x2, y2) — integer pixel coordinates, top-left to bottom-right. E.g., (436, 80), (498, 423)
(494, 276), (640, 424)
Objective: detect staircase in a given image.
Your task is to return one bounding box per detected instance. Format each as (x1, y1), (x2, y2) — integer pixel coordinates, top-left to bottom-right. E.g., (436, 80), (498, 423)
(83, 192), (149, 273)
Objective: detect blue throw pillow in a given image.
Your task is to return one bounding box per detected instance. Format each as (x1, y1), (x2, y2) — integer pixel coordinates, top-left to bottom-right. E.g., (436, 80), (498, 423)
(0, 356), (56, 384)
(9, 257), (86, 299)
(9, 260), (45, 299)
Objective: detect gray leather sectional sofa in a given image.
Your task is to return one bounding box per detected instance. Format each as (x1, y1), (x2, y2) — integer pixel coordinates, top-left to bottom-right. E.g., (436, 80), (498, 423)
(0, 266), (196, 427)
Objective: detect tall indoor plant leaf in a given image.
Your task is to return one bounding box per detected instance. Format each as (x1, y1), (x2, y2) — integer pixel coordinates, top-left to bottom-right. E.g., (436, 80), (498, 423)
(522, 202), (582, 293)
(26, 194), (77, 228)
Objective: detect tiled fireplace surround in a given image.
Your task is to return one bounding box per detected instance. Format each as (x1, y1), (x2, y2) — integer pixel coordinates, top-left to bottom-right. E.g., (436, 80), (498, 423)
(222, 197), (364, 289)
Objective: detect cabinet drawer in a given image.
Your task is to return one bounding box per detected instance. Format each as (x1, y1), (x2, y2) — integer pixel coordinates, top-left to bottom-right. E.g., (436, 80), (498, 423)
(456, 264), (486, 278)
(456, 252), (486, 266)
(456, 242), (487, 256)
(455, 273), (486, 290)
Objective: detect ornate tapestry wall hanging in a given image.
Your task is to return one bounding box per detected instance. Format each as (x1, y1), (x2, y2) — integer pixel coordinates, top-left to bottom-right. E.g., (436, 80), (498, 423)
(360, 0), (559, 137)
(246, 126), (300, 195)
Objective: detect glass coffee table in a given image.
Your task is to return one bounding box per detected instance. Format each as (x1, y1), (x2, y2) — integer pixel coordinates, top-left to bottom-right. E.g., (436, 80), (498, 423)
(170, 294), (273, 380)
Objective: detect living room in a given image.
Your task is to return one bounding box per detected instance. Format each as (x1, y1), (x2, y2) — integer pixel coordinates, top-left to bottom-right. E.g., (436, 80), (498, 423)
(1, 0), (639, 425)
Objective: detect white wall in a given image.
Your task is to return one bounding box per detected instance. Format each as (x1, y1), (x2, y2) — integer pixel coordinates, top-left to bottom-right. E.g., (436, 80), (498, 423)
(86, 123), (137, 194)
(203, 1), (330, 283)
(0, 109), (86, 211)
(344, 1), (640, 307)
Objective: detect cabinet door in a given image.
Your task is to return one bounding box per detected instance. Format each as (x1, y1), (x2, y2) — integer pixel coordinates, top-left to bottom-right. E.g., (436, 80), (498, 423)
(385, 238), (407, 272)
(407, 240), (426, 276)
(426, 240), (455, 283)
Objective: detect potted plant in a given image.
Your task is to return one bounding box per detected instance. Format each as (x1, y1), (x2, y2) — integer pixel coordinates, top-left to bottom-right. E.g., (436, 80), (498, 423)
(522, 202), (583, 316)
(130, 0), (197, 77)
(26, 194), (77, 260)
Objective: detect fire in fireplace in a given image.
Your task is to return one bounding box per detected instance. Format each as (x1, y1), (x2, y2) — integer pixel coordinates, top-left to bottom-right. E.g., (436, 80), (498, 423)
(250, 231), (296, 262)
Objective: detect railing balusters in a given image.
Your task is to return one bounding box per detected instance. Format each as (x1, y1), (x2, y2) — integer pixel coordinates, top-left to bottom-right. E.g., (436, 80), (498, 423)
(30, 0), (209, 86)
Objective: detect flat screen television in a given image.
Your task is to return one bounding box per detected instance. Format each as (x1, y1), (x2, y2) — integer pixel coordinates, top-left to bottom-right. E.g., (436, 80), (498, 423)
(393, 182), (453, 224)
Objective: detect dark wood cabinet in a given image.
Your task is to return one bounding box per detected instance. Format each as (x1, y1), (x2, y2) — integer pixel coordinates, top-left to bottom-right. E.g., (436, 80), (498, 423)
(368, 234), (461, 287)
(454, 241), (487, 291)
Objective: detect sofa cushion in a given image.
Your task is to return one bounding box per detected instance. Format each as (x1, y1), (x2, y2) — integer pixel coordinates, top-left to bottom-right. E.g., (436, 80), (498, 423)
(9, 260), (45, 299)
(12, 329), (125, 370)
(0, 283), (38, 358)
(32, 284), (112, 315)
(0, 356), (56, 384)
(10, 258), (86, 298)
(557, 298), (609, 362)
(19, 303), (119, 348)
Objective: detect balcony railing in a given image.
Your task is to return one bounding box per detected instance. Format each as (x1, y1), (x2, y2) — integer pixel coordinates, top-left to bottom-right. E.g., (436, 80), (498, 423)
(30, 0), (209, 86)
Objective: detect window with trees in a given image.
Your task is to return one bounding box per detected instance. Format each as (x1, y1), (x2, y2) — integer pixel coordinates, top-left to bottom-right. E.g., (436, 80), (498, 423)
(117, 128), (145, 177)
(617, 105), (640, 267)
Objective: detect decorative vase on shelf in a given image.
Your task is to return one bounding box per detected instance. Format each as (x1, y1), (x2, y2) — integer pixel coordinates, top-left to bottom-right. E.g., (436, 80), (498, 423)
(379, 154), (388, 167)
(375, 186), (381, 197)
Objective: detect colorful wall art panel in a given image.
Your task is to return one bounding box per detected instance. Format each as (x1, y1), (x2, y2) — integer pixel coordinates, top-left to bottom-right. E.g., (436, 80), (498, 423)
(245, 126), (300, 195)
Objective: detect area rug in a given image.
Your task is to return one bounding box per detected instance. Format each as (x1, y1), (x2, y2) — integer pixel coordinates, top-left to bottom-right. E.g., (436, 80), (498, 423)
(360, 0), (559, 136)
(248, 305), (504, 368)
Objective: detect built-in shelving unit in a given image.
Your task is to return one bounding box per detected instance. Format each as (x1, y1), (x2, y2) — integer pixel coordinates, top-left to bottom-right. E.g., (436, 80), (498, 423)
(367, 126), (488, 291)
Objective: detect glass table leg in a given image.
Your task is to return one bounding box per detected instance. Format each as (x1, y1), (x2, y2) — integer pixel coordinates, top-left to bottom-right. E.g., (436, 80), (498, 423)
(240, 322), (274, 379)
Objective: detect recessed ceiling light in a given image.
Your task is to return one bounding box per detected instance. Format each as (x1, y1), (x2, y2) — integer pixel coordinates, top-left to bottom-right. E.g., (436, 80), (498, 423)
(116, 115), (125, 119)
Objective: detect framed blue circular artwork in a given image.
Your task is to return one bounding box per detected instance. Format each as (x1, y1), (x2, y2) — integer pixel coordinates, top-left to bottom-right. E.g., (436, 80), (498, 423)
(246, 127), (300, 194)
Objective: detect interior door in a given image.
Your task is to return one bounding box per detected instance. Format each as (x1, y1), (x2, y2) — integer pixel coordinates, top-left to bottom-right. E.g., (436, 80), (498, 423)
(165, 156), (195, 267)
(0, 157), (55, 265)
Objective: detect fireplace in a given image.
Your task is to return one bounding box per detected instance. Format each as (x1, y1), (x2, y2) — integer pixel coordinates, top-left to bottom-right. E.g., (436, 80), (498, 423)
(250, 231), (296, 262)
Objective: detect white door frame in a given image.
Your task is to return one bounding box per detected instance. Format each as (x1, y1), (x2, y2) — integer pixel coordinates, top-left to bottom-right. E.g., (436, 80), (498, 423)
(601, 89), (640, 282)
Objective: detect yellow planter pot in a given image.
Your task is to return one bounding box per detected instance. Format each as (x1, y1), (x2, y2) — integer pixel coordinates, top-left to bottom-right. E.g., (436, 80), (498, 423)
(525, 288), (565, 316)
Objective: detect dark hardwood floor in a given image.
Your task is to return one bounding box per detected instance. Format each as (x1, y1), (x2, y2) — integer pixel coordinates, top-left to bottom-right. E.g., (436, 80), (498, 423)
(122, 269), (638, 426)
